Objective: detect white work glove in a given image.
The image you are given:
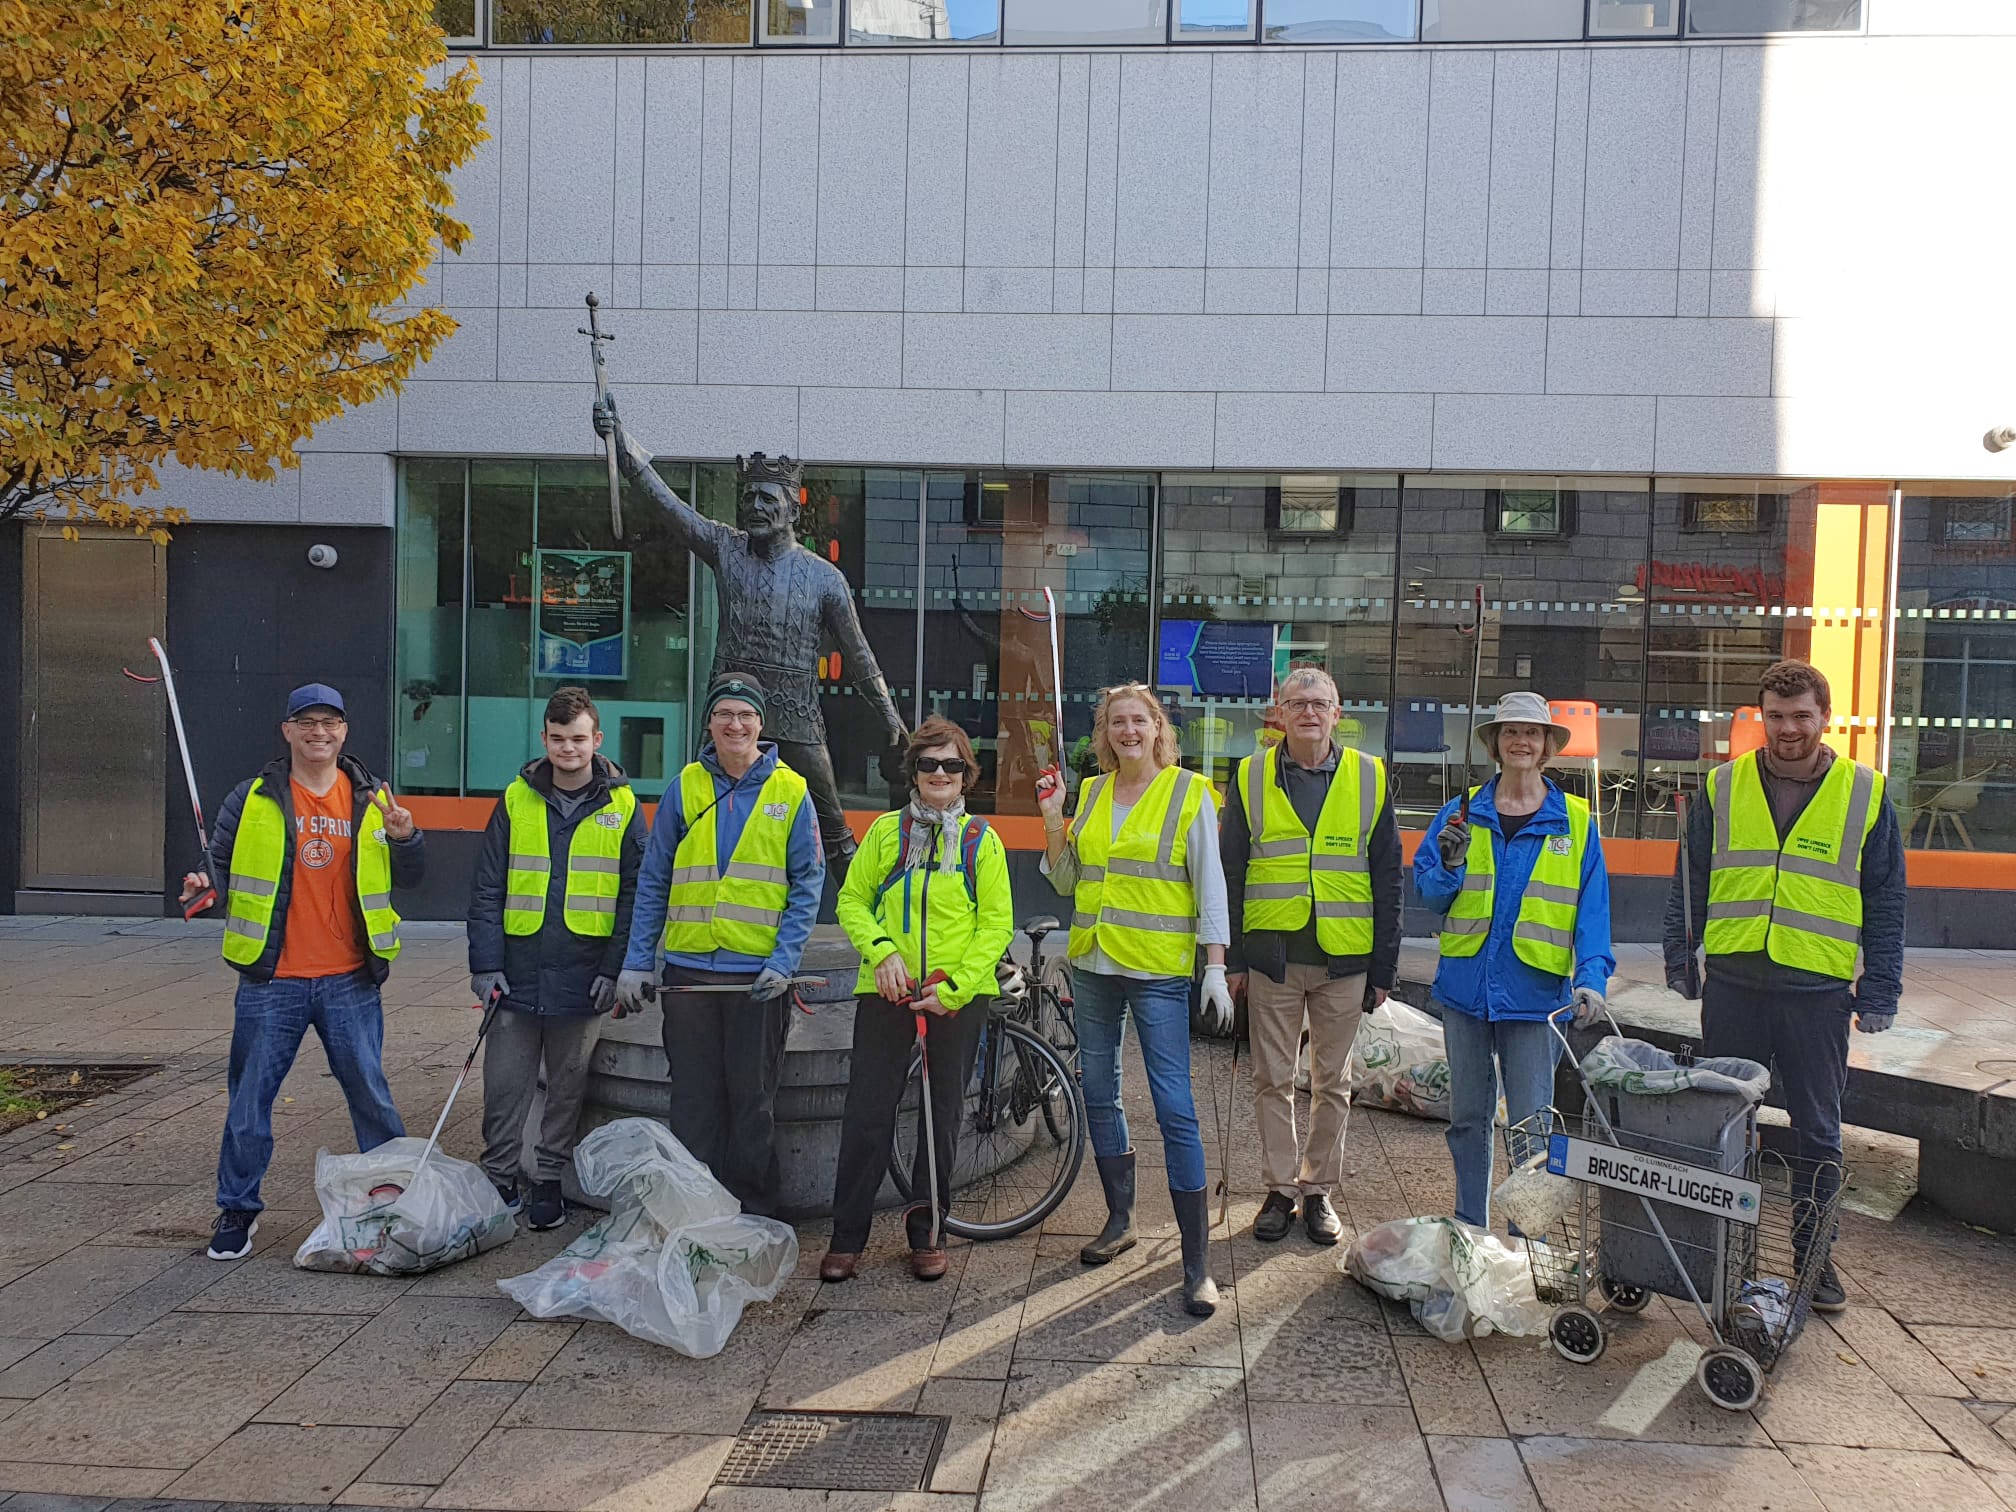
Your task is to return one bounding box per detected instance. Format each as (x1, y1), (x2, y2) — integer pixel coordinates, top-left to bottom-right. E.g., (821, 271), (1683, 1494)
(1570, 986), (1607, 1030)
(470, 972), (509, 1006)
(1199, 964), (1234, 1036)
(751, 967), (792, 1002)
(615, 967), (658, 1017)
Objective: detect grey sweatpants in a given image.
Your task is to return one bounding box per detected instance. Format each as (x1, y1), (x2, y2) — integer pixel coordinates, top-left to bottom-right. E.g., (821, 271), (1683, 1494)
(480, 1007), (603, 1186)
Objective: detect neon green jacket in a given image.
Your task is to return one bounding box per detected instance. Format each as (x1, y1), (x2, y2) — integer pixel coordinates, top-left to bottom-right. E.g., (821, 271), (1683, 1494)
(835, 811), (1015, 1011)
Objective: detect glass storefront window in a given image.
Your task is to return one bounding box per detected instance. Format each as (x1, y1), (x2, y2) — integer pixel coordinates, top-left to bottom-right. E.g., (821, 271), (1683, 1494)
(1175, 0), (1256, 40)
(1261, 0), (1416, 40)
(1395, 477), (1649, 834)
(1891, 483), (2016, 852)
(1684, 0), (1861, 34)
(1421, 0), (1582, 40)
(395, 462), (468, 796)
(1003, 0), (1169, 45)
(923, 472), (1154, 816)
(1589, 0), (1676, 35)
(435, 0), (479, 42)
(1159, 473), (1398, 806)
(849, 0), (1000, 41)
(490, 0), (751, 45)
(764, 0), (839, 41)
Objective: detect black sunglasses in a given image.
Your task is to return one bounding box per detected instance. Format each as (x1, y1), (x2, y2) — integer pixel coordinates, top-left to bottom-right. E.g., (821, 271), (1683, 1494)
(913, 757), (969, 775)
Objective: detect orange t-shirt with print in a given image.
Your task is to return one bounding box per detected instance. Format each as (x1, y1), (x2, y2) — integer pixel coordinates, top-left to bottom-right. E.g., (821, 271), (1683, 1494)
(276, 771), (370, 979)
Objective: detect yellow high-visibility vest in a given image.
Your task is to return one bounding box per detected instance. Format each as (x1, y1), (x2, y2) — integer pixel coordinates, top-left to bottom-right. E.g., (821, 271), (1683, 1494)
(501, 779), (638, 938)
(661, 760), (808, 959)
(1704, 752), (1881, 981)
(222, 778), (400, 966)
(1066, 765), (1208, 977)
(1236, 743), (1386, 955)
(1437, 789), (1588, 977)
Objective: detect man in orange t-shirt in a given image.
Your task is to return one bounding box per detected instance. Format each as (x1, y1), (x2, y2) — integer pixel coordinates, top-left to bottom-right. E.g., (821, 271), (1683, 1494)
(181, 683), (426, 1259)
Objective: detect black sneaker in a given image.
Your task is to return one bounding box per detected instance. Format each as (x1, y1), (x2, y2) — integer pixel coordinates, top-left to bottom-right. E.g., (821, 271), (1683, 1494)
(207, 1210), (259, 1260)
(1811, 1263), (1847, 1313)
(1253, 1191), (1298, 1243)
(1303, 1193), (1343, 1246)
(493, 1182), (523, 1216)
(525, 1180), (565, 1231)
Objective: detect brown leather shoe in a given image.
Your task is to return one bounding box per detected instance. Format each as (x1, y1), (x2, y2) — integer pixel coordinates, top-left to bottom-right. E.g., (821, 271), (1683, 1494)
(910, 1246), (949, 1282)
(819, 1250), (859, 1282)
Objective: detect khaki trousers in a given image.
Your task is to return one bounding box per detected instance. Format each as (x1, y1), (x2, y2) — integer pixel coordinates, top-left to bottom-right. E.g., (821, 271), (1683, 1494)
(1248, 962), (1367, 1197)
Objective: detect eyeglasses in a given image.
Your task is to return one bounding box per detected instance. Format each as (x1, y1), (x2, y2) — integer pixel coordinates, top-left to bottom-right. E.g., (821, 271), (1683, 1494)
(1280, 698), (1338, 715)
(914, 757), (969, 775)
(711, 708), (760, 725)
(290, 716), (346, 733)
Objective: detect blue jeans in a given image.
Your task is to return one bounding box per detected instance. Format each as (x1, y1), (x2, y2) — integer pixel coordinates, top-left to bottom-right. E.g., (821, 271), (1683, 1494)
(217, 972), (405, 1214)
(1440, 1005), (1562, 1229)
(1075, 970), (1207, 1192)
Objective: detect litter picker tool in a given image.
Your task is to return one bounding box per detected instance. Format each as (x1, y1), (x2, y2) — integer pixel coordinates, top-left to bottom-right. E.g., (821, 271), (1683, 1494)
(397, 987), (506, 1199)
(1458, 585), (1486, 826)
(1217, 1014), (1239, 1229)
(656, 975), (828, 995)
(137, 637), (218, 919)
(580, 291), (623, 540)
(1676, 791), (1701, 999)
(1018, 587), (1068, 797)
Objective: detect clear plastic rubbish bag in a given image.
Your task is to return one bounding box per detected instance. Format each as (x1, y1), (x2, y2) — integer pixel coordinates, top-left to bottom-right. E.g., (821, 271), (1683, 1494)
(1342, 1216), (1547, 1342)
(294, 1138), (516, 1276)
(1494, 1152), (1577, 1239)
(1580, 1037), (1769, 1102)
(1351, 1000), (1454, 1121)
(497, 1118), (798, 1358)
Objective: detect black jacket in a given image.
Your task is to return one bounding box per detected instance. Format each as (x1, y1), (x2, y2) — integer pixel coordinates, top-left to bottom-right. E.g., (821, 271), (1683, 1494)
(467, 756), (645, 1016)
(1219, 746), (1403, 990)
(206, 753), (427, 985)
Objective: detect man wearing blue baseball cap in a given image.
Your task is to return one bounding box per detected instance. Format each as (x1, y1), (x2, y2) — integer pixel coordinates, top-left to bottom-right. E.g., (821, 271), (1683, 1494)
(180, 683), (426, 1259)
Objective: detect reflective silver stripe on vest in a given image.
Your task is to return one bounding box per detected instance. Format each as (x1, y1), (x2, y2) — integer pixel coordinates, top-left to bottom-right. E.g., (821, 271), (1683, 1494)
(368, 931), (398, 951)
(1441, 915), (1490, 936)
(1719, 849), (1782, 869)
(1524, 880), (1580, 907)
(1311, 853), (1368, 874)
(724, 861), (789, 886)
(1250, 838), (1304, 860)
(1245, 881), (1312, 900)
(1108, 856), (1187, 882)
(1313, 899), (1375, 919)
(359, 893), (392, 914)
(1078, 864), (1107, 883)
(228, 873), (277, 898)
(571, 855), (621, 876)
(1458, 871), (1490, 893)
(1767, 905), (1862, 943)
(507, 853), (552, 874)
(567, 894), (617, 915)
(716, 901), (786, 929)
(1157, 770), (1196, 863)
(1072, 910), (1098, 930)
(225, 914), (264, 940)
(1356, 750), (1378, 836)
(1515, 921), (1574, 949)
(669, 866), (717, 886)
(1705, 897), (1773, 920)
(1095, 906), (1195, 934)
(504, 893), (546, 914)
(1245, 750), (1267, 831)
(665, 905), (716, 924)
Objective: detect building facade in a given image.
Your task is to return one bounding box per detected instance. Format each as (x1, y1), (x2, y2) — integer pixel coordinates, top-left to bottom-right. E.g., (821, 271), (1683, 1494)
(15, 0), (2016, 938)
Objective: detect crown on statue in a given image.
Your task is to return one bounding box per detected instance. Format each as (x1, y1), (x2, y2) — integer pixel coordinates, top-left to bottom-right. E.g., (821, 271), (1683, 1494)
(736, 451), (803, 495)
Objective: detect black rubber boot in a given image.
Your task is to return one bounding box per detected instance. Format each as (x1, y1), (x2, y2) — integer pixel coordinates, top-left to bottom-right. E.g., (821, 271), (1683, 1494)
(1171, 1185), (1219, 1317)
(1079, 1151), (1138, 1265)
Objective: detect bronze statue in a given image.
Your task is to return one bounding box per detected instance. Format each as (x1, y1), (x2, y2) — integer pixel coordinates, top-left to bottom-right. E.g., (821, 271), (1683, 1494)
(591, 394), (906, 871)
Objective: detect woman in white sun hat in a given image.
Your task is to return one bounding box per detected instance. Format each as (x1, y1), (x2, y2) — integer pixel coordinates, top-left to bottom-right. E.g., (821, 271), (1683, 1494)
(1412, 690), (1615, 1232)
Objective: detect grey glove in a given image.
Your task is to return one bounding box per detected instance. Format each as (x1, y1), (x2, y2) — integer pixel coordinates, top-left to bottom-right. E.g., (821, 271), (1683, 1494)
(1570, 986), (1607, 1030)
(750, 967), (792, 1002)
(615, 967), (658, 1017)
(589, 975), (617, 1016)
(1854, 1009), (1896, 1034)
(471, 971), (510, 1006)
(1436, 818), (1470, 868)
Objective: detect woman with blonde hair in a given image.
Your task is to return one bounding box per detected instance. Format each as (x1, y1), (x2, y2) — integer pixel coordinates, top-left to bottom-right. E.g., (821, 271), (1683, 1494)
(1037, 683), (1233, 1316)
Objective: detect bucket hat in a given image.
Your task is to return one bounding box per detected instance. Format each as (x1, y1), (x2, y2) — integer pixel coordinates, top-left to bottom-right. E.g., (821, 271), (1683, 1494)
(1473, 690), (1573, 759)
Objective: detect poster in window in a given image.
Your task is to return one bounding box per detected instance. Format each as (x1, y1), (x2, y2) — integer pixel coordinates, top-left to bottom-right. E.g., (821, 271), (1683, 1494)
(535, 549), (630, 680)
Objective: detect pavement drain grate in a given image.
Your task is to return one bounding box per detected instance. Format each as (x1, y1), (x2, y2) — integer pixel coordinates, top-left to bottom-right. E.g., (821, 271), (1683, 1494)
(717, 1409), (950, 1491)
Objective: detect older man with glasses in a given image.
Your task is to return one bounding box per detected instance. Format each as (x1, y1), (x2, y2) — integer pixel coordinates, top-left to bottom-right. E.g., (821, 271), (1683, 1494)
(1221, 667), (1401, 1245)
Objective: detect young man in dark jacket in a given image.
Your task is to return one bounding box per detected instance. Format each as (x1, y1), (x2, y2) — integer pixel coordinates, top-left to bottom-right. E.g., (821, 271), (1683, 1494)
(466, 686), (645, 1229)
(180, 683), (426, 1260)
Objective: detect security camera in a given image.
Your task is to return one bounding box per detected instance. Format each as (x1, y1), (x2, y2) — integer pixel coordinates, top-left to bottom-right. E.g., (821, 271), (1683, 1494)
(1987, 426), (2016, 454)
(307, 543), (339, 569)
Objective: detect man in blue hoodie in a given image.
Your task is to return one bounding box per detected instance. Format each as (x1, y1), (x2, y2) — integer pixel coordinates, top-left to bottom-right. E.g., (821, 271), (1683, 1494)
(617, 674), (824, 1216)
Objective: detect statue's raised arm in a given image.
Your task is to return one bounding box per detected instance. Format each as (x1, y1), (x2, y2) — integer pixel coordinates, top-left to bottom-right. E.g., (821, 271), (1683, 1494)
(590, 394), (730, 569)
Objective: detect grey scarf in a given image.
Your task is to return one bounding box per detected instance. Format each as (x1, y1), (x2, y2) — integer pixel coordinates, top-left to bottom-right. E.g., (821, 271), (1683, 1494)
(900, 795), (968, 878)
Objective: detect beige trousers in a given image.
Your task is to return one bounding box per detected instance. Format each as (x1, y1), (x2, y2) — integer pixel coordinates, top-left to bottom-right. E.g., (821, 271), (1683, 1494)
(1248, 962), (1367, 1197)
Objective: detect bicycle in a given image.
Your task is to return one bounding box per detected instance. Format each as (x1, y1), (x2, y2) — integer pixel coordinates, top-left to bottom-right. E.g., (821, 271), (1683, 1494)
(887, 915), (1086, 1240)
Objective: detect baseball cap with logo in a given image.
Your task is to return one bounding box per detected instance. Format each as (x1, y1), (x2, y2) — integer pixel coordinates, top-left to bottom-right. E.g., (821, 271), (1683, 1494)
(286, 683), (347, 719)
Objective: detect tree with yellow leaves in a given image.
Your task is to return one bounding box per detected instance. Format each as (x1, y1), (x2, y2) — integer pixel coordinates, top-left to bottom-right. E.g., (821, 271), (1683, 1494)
(1, 0), (486, 537)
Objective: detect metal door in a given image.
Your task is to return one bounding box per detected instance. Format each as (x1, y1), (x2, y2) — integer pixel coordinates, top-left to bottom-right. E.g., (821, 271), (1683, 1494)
(21, 527), (167, 894)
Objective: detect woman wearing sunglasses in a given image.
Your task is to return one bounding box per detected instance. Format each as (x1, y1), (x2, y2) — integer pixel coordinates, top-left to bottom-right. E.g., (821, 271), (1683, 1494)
(1037, 683), (1233, 1317)
(823, 716), (1015, 1282)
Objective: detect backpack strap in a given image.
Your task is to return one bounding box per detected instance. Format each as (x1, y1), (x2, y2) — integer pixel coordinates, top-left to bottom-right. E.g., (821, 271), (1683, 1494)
(958, 816), (990, 905)
(875, 811), (915, 904)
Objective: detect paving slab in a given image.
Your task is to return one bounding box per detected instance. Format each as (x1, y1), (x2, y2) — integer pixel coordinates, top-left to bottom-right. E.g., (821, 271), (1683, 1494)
(366, 1382), (525, 1487)
(458, 1322), (579, 1384)
(1782, 1444), (2007, 1512)
(159, 1423), (401, 1505)
(425, 1427), (732, 1512)
(1827, 1309), (1974, 1399)
(0, 1249), (187, 1341)
(1754, 1329), (1948, 1451)
(258, 1297), (522, 1429)
(1427, 1433), (1542, 1512)
(1516, 1436), (1824, 1512)
(1393, 1336), (1508, 1436)
(755, 1308), (942, 1414)
(1910, 1328), (2016, 1398)
(0, 1335), (123, 1398)
(1249, 1402), (1441, 1511)
(1014, 1236), (1240, 1370)
(0, 1465), (179, 1498)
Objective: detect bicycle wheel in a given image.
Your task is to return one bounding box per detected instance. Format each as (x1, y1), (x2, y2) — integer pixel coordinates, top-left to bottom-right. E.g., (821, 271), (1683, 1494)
(1033, 956), (1078, 1070)
(888, 1018), (1086, 1241)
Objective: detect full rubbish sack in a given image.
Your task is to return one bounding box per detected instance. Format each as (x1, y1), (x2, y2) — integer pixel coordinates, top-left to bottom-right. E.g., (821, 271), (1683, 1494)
(497, 1118), (797, 1358)
(1494, 1151), (1577, 1239)
(294, 1138), (516, 1276)
(1580, 1038), (1770, 1103)
(1342, 1216), (1548, 1342)
(1350, 1000), (1454, 1121)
